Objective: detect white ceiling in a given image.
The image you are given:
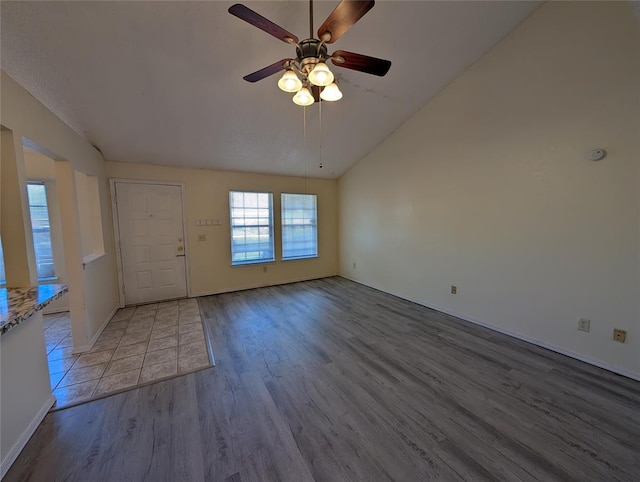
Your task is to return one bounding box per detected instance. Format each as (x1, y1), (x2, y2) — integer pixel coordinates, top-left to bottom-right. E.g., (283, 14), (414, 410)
(1, 1), (539, 179)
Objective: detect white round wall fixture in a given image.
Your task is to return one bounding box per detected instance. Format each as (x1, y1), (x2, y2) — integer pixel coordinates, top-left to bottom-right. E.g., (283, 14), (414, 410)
(588, 149), (607, 161)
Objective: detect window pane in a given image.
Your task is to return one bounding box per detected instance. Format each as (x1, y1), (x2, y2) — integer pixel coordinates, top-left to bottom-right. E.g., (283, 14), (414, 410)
(281, 193), (318, 260)
(0, 237), (5, 284)
(27, 183), (56, 279)
(229, 191), (274, 265)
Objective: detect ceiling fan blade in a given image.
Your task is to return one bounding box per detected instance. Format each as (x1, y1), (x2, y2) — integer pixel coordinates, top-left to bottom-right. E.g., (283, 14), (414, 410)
(317, 0), (374, 44)
(330, 50), (391, 76)
(243, 59), (292, 83)
(229, 4), (299, 44)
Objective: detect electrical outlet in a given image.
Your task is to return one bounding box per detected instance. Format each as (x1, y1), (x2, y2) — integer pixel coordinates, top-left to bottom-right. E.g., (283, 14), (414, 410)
(198, 234), (206, 241)
(613, 329), (627, 343)
(353, 262), (356, 269)
(263, 265), (268, 273)
(577, 318), (590, 332)
(450, 285), (457, 295)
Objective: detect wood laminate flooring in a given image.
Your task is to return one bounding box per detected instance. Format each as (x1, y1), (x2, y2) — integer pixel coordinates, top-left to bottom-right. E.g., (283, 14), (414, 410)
(5, 277), (640, 481)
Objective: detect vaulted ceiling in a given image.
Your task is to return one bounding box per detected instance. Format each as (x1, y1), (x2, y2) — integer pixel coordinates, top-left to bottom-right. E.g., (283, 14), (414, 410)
(1, 1), (539, 178)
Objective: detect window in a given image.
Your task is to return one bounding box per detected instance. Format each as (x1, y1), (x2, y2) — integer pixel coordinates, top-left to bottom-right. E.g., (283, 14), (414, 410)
(282, 193), (318, 260)
(27, 183), (56, 279)
(229, 191), (274, 265)
(0, 237), (5, 284)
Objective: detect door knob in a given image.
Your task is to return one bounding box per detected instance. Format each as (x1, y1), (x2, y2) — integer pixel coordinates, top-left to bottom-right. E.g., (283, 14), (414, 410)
(177, 246), (184, 252)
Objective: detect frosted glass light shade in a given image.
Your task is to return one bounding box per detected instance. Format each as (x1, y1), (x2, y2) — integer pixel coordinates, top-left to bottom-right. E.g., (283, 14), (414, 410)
(308, 62), (334, 86)
(293, 87), (314, 106)
(277, 70), (302, 93)
(320, 83), (342, 101)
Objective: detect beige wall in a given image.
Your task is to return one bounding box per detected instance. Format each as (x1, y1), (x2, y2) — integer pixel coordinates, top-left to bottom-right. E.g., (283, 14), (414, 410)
(1, 70), (119, 349)
(339, 2), (640, 378)
(23, 150), (55, 179)
(23, 151), (69, 312)
(1, 129), (38, 288)
(0, 311), (55, 476)
(106, 161), (338, 296)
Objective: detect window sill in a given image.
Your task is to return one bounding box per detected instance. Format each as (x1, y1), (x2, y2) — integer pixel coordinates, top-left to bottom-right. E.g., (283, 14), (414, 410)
(38, 276), (60, 283)
(282, 255), (319, 262)
(231, 260), (275, 267)
(0, 276), (60, 287)
(82, 252), (105, 268)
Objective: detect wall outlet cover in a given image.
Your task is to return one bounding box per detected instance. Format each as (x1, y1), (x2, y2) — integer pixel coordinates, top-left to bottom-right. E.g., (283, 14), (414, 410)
(613, 329), (627, 343)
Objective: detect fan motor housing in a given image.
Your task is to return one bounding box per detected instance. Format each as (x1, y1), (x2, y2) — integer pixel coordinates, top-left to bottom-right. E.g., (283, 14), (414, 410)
(297, 39), (327, 73)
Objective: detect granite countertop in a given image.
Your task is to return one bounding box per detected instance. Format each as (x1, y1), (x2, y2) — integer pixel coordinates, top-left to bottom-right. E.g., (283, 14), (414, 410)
(0, 284), (68, 335)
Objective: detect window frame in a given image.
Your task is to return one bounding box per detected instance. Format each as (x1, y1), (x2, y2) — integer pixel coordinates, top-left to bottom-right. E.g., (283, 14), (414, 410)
(27, 182), (57, 280)
(0, 237), (5, 285)
(281, 192), (318, 261)
(229, 190), (275, 266)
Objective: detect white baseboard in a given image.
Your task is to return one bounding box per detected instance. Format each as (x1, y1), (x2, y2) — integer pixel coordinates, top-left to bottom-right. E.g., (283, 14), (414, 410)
(435, 306), (640, 382)
(189, 274), (337, 298)
(338, 275), (640, 382)
(0, 395), (56, 479)
(72, 304), (119, 354)
(42, 307), (70, 315)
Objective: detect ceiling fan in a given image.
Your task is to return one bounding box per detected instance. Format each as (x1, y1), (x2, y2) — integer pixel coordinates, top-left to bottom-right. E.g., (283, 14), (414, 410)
(228, 0), (391, 106)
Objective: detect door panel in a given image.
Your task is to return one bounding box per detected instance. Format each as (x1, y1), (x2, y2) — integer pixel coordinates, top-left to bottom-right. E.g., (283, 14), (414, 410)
(116, 182), (187, 305)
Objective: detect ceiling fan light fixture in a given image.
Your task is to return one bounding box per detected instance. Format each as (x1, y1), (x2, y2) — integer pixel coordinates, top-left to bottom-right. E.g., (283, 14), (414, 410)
(292, 87), (315, 106)
(277, 70), (302, 93)
(230, 1), (391, 108)
(308, 62), (334, 87)
(320, 82), (343, 102)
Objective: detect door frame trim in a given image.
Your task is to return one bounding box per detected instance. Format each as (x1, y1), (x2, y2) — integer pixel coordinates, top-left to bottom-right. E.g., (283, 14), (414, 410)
(109, 179), (191, 307)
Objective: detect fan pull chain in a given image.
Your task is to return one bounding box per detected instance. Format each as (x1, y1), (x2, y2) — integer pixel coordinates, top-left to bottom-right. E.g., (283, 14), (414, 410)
(304, 106), (308, 193)
(319, 95), (323, 170)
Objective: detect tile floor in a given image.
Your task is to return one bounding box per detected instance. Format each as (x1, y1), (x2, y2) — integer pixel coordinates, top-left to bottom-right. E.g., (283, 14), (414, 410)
(44, 298), (212, 409)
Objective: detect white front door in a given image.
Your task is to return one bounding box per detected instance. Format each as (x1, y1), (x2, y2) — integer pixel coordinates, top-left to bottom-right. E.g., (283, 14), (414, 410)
(115, 182), (187, 305)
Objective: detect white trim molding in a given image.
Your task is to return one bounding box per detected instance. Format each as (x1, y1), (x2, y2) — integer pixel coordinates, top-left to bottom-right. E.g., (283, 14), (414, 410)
(0, 395), (56, 479)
